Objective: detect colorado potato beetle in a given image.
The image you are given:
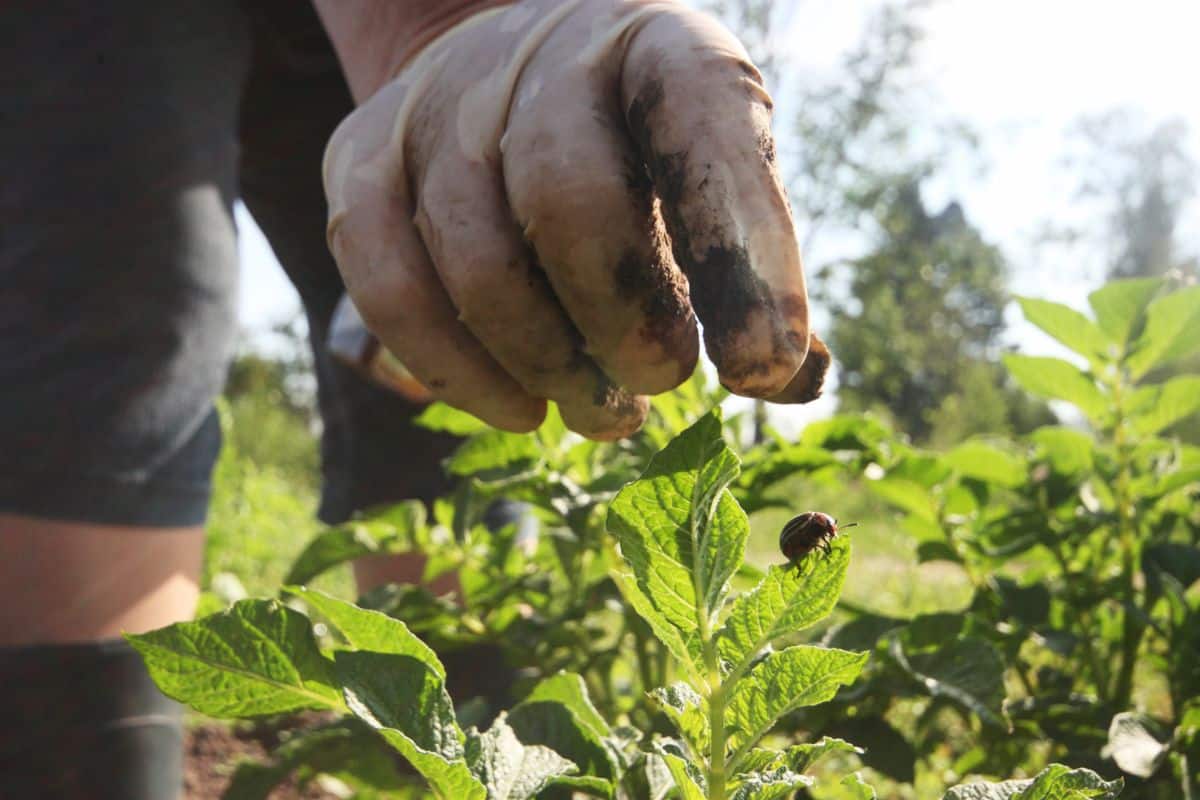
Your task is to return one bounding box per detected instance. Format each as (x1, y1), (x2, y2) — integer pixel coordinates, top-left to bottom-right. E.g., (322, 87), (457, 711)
(779, 511), (857, 566)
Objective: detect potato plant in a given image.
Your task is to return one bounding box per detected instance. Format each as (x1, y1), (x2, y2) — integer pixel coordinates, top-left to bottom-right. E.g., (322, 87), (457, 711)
(740, 279), (1199, 797)
(131, 405), (1123, 798)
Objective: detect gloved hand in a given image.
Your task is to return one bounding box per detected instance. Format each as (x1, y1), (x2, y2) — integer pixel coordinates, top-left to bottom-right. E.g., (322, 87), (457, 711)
(322, 0), (829, 440)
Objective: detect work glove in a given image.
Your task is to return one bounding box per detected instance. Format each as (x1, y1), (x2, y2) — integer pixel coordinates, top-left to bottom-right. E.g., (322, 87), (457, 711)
(323, 0), (829, 440)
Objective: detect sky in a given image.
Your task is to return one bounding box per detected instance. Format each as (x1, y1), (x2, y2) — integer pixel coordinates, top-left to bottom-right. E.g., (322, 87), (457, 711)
(235, 0), (1199, 429)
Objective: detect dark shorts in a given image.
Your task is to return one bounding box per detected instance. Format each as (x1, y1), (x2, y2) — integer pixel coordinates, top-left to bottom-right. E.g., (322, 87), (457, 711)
(1, 0), (459, 527)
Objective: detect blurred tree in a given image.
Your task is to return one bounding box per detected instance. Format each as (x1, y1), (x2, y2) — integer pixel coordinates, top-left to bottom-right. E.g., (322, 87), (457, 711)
(1070, 112), (1198, 281)
(828, 183), (1053, 441)
(706, 0), (1053, 443)
(1068, 112), (1200, 443)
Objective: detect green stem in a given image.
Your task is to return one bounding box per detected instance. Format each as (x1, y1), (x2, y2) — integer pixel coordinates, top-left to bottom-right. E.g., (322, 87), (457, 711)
(708, 679), (728, 800)
(1042, 517), (1109, 695)
(1108, 375), (1145, 710)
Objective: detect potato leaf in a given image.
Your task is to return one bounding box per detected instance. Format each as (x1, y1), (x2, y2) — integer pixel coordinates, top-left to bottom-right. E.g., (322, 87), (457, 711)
(1103, 712), (1169, 778)
(1002, 355), (1108, 422)
(728, 767), (814, 799)
(447, 429), (541, 476)
(944, 763), (1123, 799)
(126, 599), (341, 718)
(610, 569), (705, 683)
(464, 713), (577, 800)
(414, 402), (490, 435)
(608, 410), (747, 641)
(725, 646), (868, 757)
(840, 773), (879, 799)
(508, 672), (615, 779)
(335, 650), (483, 799)
(889, 636), (1008, 729)
(1128, 375), (1200, 435)
(649, 683), (710, 755)
(944, 441), (1026, 488)
(868, 476), (938, 521)
(284, 587), (443, 677)
(659, 749), (707, 800)
(717, 537), (851, 668)
(1126, 284), (1200, 378)
(223, 721), (405, 800)
(1087, 277), (1162, 347)
(1015, 297), (1113, 363)
(1031, 427), (1095, 475)
(285, 501), (425, 587)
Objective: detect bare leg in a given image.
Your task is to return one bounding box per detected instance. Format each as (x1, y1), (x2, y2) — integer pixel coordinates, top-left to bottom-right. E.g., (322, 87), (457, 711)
(0, 514), (204, 645)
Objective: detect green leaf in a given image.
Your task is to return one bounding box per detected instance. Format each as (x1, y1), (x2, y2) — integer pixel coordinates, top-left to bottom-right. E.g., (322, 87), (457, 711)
(517, 671), (611, 739)
(286, 525), (395, 586)
(945, 441), (1026, 488)
(465, 713), (577, 800)
(608, 410), (746, 641)
(821, 715), (915, 783)
(285, 501), (425, 585)
(868, 477), (937, 521)
(840, 773), (879, 799)
(126, 599), (341, 718)
(889, 636), (1008, 729)
(508, 673), (615, 779)
(729, 767), (813, 799)
(283, 587), (443, 677)
(725, 646), (868, 757)
(224, 721), (406, 800)
(1003, 355), (1108, 422)
(717, 537), (851, 667)
(1016, 297), (1113, 362)
(736, 737), (865, 778)
(649, 683), (710, 755)
(447, 430), (541, 477)
(1126, 285), (1200, 377)
(799, 414), (893, 452)
(1103, 712), (1169, 778)
(918, 541), (962, 564)
(944, 762), (1123, 799)
(659, 750), (706, 800)
(784, 737), (865, 773)
(546, 775), (615, 799)
(414, 402), (491, 435)
(610, 569), (704, 682)
(1128, 375), (1200, 435)
(886, 452), (952, 488)
(944, 778), (1033, 799)
(1088, 277), (1162, 346)
(1031, 427), (1095, 475)
(335, 650), (483, 799)
(1143, 543), (1200, 595)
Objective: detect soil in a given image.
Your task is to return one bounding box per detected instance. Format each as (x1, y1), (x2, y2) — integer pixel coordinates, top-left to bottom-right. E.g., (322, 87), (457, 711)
(184, 714), (337, 800)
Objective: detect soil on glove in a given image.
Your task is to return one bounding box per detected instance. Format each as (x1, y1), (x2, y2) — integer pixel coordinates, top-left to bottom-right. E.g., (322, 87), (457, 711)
(184, 714), (337, 800)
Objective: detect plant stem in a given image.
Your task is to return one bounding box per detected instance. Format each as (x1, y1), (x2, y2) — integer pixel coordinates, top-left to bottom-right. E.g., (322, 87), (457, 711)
(1042, 519), (1109, 695)
(1108, 373), (1145, 710)
(708, 679), (728, 800)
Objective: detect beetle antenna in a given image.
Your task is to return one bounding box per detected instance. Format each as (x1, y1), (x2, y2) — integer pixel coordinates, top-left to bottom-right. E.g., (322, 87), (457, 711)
(840, 522), (859, 529)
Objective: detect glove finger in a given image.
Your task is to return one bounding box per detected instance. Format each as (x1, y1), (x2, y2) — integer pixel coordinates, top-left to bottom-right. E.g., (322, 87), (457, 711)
(763, 332), (831, 404)
(620, 6), (817, 398)
(502, 23), (699, 396)
(324, 103), (546, 432)
(410, 148), (649, 440)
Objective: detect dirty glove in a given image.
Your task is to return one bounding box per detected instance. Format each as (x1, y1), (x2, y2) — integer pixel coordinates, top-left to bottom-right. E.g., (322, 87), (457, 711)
(323, 0), (829, 440)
